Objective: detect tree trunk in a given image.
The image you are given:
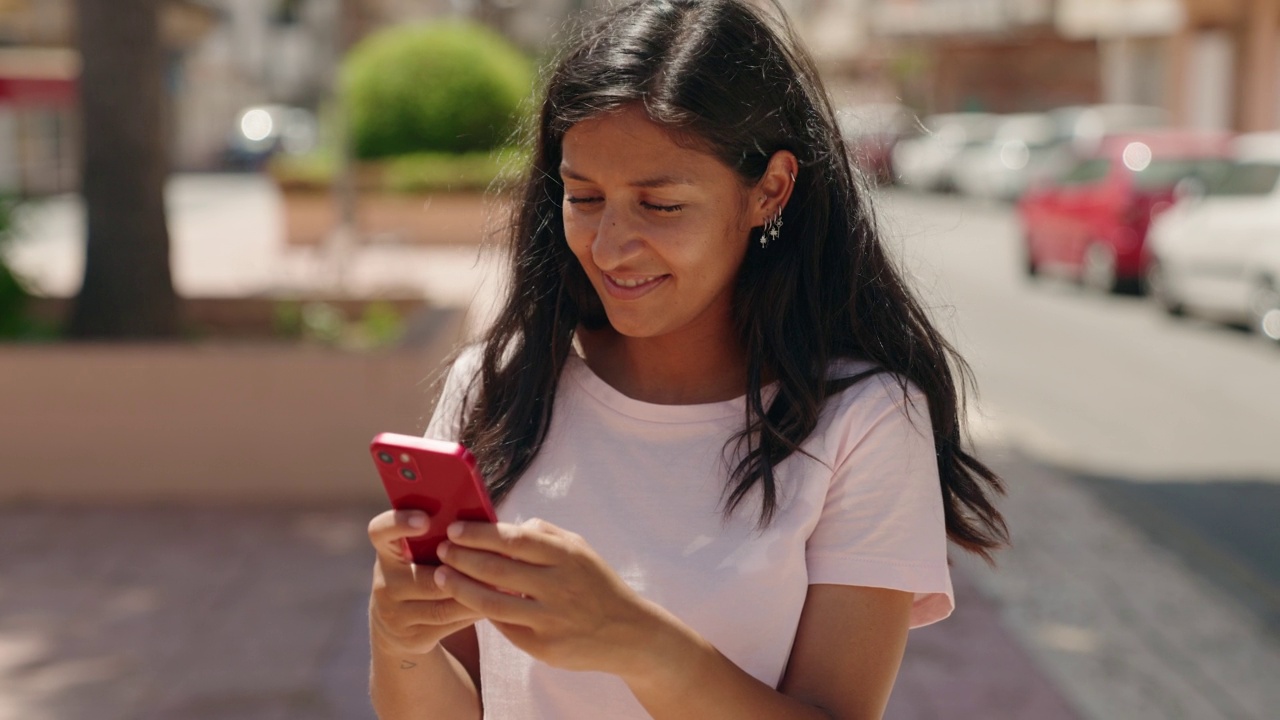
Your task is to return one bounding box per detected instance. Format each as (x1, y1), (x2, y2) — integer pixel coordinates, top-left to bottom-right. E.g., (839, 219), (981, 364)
(69, 0), (179, 339)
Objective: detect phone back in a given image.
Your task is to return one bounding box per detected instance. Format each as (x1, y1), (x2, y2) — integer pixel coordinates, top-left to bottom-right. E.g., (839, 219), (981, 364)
(370, 433), (498, 564)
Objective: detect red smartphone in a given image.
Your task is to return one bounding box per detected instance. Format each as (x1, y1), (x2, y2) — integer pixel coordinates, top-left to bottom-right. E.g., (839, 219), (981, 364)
(370, 433), (498, 565)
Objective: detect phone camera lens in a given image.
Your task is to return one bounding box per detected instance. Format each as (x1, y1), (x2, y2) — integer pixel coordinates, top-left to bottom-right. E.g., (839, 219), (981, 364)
(400, 468), (418, 481)
(377, 451), (394, 464)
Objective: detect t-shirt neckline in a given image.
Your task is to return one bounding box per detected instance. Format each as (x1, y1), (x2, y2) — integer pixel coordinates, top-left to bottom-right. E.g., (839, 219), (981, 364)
(565, 353), (749, 424)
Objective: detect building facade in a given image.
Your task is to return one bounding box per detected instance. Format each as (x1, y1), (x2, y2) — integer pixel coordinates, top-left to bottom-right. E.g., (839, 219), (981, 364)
(0, 0), (216, 194)
(866, 0), (1279, 132)
(866, 0), (1102, 114)
(1166, 0), (1279, 131)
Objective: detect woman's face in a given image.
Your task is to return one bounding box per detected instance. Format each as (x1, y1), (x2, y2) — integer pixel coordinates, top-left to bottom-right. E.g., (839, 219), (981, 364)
(560, 105), (759, 343)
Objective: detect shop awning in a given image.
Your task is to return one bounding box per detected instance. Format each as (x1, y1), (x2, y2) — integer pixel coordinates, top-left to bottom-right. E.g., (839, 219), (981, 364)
(0, 48), (78, 106)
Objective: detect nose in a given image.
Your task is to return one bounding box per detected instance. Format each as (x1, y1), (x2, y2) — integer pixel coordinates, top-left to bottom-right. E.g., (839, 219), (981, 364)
(591, 204), (645, 271)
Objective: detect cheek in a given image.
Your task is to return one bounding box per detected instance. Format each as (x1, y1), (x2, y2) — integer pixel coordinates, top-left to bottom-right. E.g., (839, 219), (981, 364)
(562, 207), (596, 259)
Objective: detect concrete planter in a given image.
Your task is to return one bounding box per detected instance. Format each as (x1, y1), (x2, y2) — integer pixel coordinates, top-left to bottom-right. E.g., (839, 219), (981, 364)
(0, 304), (465, 504)
(278, 187), (507, 247)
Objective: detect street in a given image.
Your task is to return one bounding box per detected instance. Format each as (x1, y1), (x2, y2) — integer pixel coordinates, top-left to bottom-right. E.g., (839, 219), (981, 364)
(3, 178), (1279, 718)
(879, 189), (1280, 606)
(876, 189), (1280, 719)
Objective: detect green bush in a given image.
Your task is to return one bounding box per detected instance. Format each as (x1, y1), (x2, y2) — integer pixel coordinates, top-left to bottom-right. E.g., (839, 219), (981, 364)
(342, 21), (533, 159)
(0, 198), (31, 338)
(268, 147), (529, 194)
(382, 148), (528, 193)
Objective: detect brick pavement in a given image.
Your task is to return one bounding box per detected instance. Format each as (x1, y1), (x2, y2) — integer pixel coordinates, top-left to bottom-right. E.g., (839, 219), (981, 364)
(0, 505), (1079, 720)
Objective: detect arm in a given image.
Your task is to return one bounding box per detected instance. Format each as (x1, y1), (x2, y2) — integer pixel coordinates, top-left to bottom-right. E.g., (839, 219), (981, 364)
(624, 584), (912, 720)
(370, 629), (480, 720)
(367, 510), (484, 720)
(434, 520), (913, 720)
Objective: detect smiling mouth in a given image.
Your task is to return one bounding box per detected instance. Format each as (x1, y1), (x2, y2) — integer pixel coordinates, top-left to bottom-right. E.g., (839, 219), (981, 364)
(606, 273), (664, 288)
(601, 272), (669, 298)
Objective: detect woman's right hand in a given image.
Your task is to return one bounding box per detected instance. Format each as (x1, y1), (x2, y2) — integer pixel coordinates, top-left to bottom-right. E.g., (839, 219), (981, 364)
(368, 509), (483, 656)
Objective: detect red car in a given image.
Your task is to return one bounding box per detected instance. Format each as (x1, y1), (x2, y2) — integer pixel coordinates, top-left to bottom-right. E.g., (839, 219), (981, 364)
(1017, 131), (1234, 293)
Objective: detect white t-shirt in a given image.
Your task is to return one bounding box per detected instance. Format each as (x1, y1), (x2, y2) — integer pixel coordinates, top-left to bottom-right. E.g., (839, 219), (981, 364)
(425, 351), (953, 719)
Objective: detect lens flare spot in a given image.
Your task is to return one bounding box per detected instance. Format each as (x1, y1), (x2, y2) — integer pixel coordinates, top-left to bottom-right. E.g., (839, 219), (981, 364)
(1262, 309), (1280, 340)
(240, 108), (274, 142)
(1122, 142), (1153, 172)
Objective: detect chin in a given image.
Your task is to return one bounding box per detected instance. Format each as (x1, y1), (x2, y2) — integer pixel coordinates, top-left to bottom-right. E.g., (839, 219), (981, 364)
(600, 312), (667, 339)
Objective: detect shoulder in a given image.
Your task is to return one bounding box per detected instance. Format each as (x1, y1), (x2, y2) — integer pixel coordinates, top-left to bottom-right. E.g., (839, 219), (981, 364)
(446, 344), (485, 383)
(824, 359), (929, 427)
(425, 344), (485, 441)
(813, 358), (933, 466)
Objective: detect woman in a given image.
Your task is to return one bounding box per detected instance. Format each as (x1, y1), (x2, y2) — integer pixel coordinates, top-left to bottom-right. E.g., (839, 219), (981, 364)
(367, 1), (1007, 717)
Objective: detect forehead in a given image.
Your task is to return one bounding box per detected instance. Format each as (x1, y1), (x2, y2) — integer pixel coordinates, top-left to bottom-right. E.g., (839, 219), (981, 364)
(560, 106), (734, 183)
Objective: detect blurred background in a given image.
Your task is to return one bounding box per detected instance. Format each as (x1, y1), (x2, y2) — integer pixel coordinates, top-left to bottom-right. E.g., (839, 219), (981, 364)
(0, 0), (1277, 718)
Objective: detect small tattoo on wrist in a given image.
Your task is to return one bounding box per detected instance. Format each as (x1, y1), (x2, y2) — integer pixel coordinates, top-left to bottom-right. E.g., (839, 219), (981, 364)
(400, 660), (418, 670)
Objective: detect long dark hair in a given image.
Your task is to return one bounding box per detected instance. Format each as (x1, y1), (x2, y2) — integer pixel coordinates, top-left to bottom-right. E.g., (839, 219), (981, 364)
(455, 0), (1007, 560)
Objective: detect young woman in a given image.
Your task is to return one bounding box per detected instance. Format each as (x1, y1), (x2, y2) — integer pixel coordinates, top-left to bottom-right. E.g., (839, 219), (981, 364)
(367, 1), (1007, 717)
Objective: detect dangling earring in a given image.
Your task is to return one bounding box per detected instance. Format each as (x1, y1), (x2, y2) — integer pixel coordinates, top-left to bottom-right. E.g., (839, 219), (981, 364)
(760, 211), (783, 248)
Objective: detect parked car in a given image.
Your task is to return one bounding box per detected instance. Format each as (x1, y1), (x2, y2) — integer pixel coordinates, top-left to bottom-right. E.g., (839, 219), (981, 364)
(1017, 130), (1234, 293)
(837, 102), (913, 184)
(891, 112), (997, 191)
(1047, 104), (1169, 156)
(951, 112), (1058, 201)
(952, 105), (1170, 202)
(1146, 132), (1280, 341)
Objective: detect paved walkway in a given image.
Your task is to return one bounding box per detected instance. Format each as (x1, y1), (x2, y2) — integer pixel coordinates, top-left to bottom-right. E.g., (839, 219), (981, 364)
(0, 504), (1078, 720)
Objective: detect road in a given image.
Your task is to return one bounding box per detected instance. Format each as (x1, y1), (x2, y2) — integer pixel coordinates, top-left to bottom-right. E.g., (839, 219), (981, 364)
(879, 189), (1280, 604)
(876, 189), (1280, 719)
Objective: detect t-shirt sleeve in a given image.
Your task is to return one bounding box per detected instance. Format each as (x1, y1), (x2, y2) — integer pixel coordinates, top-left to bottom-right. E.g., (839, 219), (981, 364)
(423, 346), (482, 442)
(805, 377), (954, 628)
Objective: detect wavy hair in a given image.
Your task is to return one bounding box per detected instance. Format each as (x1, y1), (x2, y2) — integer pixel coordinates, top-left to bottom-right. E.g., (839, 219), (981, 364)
(453, 0), (1007, 559)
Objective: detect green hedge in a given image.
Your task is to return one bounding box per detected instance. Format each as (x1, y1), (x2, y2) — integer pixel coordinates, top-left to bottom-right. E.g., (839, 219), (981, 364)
(268, 147), (528, 193)
(342, 21), (533, 158)
(0, 198), (29, 337)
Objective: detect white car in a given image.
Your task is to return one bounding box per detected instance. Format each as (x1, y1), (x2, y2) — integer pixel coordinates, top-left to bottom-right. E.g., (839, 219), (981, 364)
(891, 112), (996, 191)
(951, 113), (1057, 201)
(1147, 133), (1280, 341)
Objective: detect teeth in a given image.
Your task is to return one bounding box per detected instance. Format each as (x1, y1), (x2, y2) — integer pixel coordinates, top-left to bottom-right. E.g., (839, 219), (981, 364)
(610, 275), (660, 288)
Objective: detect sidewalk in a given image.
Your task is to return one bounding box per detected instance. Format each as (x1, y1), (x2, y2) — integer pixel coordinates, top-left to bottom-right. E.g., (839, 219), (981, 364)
(0, 505), (1078, 720)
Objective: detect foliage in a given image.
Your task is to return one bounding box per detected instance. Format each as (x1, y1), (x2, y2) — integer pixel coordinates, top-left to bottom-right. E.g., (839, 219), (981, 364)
(267, 151), (339, 192)
(341, 21), (533, 159)
(268, 147), (529, 193)
(382, 148), (528, 193)
(0, 197), (35, 339)
(272, 299), (405, 350)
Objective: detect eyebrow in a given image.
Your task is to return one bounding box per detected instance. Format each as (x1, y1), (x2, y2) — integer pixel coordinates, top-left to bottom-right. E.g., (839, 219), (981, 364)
(559, 165), (695, 188)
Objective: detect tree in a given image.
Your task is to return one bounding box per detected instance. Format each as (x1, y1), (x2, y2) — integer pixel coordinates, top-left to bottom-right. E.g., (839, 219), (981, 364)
(69, 0), (179, 339)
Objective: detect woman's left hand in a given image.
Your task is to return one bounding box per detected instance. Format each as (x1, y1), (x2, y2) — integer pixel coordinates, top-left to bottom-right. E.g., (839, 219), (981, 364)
(433, 518), (671, 678)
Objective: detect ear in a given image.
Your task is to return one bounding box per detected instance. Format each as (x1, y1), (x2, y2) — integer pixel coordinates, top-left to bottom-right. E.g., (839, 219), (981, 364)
(749, 150), (799, 227)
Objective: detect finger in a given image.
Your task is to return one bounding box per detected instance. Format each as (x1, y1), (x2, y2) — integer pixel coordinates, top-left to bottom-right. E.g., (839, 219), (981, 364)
(437, 541), (547, 597)
(368, 510), (432, 562)
(376, 558), (453, 602)
(435, 564), (540, 626)
(444, 519), (565, 565)
(398, 598), (484, 628)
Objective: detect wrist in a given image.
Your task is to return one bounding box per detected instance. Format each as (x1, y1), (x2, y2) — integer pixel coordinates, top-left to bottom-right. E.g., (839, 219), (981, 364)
(369, 615), (440, 660)
(617, 599), (714, 696)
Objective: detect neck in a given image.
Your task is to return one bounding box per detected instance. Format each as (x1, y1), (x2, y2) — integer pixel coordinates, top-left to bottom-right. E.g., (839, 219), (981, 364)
(576, 325), (749, 405)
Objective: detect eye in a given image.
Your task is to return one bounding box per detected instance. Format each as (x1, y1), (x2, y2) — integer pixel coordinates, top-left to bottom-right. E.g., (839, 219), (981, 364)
(642, 201), (684, 213)
(565, 195), (602, 205)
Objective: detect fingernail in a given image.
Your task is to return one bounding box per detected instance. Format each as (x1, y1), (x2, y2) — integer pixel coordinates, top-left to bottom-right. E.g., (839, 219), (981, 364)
(407, 513), (427, 529)
(447, 522), (464, 539)
(433, 566), (448, 587)
(437, 541), (451, 559)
